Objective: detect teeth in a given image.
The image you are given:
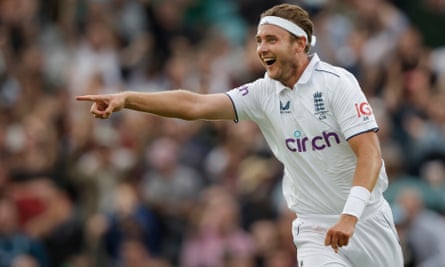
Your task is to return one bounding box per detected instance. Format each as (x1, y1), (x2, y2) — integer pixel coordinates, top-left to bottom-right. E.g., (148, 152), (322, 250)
(264, 58), (276, 65)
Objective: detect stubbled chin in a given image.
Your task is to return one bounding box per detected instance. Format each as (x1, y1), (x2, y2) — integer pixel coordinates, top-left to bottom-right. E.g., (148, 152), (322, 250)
(267, 68), (278, 78)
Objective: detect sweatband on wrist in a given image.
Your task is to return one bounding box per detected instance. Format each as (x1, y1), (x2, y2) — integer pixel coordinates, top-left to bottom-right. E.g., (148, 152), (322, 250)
(342, 186), (371, 219)
(259, 16), (317, 47)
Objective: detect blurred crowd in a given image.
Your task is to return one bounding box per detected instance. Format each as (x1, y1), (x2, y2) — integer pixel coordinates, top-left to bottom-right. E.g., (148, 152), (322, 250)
(0, 0), (444, 267)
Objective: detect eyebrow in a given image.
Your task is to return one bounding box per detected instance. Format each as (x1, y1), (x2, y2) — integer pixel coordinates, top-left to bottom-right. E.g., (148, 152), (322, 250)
(256, 33), (279, 40)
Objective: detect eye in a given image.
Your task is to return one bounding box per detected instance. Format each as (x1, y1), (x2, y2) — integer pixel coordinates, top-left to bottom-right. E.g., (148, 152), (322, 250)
(266, 37), (277, 44)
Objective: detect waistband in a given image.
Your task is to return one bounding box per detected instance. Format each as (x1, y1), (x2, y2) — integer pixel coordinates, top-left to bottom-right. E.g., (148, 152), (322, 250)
(296, 197), (386, 226)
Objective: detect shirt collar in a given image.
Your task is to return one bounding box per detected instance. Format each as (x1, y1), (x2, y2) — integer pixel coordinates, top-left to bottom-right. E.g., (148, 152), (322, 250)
(269, 53), (320, 94)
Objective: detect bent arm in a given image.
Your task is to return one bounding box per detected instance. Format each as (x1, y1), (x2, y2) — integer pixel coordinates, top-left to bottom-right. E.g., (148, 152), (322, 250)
(324, 131), (383, 251)
(338, 130), (382, 222)
(77, 90), (236, 121)
(347, 131), (382, 191)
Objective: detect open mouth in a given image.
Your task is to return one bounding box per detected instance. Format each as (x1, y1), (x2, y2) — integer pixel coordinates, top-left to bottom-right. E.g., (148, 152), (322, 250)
(263, 57), (276, 66)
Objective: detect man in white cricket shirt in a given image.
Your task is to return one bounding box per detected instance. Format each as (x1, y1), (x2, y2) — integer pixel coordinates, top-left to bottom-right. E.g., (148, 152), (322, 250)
(77, 3), (404, 267)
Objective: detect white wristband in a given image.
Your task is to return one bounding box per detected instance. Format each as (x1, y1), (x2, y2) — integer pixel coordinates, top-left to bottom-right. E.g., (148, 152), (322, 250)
(342, 186), (371, 219)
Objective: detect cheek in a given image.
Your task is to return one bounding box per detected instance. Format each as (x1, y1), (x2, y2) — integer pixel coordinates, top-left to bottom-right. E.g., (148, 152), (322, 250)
(256, 50), (262, 61)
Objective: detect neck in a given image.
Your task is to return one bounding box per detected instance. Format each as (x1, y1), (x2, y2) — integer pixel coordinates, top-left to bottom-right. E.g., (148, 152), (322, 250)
(285, 55), (310, 88)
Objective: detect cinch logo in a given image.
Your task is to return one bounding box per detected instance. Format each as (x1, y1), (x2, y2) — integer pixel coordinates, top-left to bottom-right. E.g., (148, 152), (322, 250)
(280, 100), (291, 114)
(285, 130), (341, 152)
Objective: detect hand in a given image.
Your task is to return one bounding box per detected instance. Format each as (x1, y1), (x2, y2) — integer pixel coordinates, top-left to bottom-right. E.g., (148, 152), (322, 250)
(324, 214), (357, 253)
(76, 93), (125, 119)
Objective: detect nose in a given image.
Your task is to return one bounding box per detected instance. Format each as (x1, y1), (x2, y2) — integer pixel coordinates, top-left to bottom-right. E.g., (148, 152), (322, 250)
(257, 41), (268, 54)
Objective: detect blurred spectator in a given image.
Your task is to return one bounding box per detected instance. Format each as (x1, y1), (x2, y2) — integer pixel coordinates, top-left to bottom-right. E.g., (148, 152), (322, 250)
(10, 255), (40, 267)
(73, 121), (139, 216)
(249, 220), (281, 266)
(141, 136), (203, 263)
(179, 186), (255, 267)
(418, 156), (445, 212)
(384, 174), (444, 214)
(0, 194), (49, 267)
(371, 98), (406, 182)
(116, 238), (152, 267)
(111, 0), (152, 80)
(236, 156), (281, 229)
(142, 136), (203, 216)
(204, 122), (265, 189)
(394, 187), (445, 267)
(86, 181), (163, 266)
(67, 2), (123, 96)
(0, 0), (445, 266)
(0, 164), (10, 195)
(9, 178), (85, 267)
(263, 248), (296, 267)
(351, 0), (409, 95)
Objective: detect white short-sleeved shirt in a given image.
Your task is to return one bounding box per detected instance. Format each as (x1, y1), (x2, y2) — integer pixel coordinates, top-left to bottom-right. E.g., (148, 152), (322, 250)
(226, 54), (388, 216)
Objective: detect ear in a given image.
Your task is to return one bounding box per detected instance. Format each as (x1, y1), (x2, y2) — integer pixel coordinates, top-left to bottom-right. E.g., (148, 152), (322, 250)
(294, 37), (307, 53)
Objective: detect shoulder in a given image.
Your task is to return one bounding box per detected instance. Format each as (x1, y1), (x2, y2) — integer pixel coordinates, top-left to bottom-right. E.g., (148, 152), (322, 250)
(232, 76), (275, 96)
(246, 76), (275, 90)
(315, 61), (350, 79)
(314, 61), (359, 88)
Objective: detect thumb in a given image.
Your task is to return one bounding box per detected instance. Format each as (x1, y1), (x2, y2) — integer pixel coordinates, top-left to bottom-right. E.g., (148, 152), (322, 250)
(103, 101), (116, 117)
(324, 230), (332, 246)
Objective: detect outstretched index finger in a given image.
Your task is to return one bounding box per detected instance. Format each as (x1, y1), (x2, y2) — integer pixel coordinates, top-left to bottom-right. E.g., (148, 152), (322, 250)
(76, 95), (100, 102)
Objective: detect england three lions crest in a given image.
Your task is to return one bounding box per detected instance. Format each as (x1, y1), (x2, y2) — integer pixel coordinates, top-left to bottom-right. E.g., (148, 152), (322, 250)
(313, 91), (328, 120)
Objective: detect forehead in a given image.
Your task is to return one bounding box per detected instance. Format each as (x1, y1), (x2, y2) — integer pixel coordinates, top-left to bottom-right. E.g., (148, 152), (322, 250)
(256, 24), (290, 38)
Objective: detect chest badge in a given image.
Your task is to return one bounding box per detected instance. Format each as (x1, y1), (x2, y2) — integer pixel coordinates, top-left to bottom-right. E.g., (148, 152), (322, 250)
(313, 91), (328, 120)
(280, 100), (291, 114)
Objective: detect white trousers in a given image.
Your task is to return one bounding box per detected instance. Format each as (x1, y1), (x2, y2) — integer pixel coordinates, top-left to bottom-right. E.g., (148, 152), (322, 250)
(292, 200), (403, 267)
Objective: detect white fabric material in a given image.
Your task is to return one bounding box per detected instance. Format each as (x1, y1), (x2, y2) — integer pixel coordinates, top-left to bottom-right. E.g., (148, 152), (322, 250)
(342, 186), (371, 218)
(259, 16), (317, 46)
(292, 200), (403, 267)
(226, 53), (387, 216)
(226, 52), (401, 267)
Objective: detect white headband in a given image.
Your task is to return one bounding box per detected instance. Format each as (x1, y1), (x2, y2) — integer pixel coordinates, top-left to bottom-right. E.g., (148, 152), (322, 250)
(259, 16), (316, 47)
